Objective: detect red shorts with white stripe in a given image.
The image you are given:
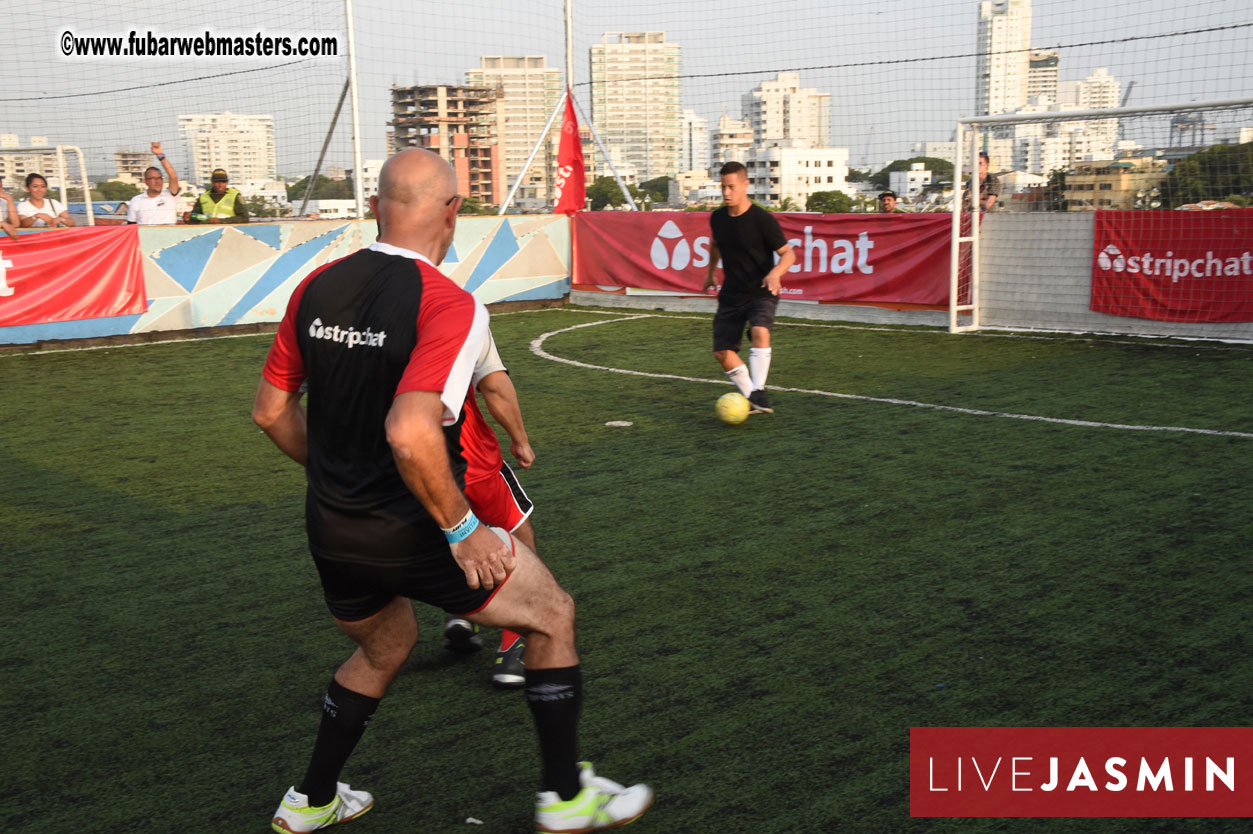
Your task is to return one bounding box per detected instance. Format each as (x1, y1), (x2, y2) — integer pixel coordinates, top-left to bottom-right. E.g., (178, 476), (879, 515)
(464, 461), (533, 532)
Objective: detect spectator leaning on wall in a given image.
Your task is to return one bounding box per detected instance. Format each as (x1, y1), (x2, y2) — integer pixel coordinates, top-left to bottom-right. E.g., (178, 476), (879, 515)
(18, 173), (76, 228)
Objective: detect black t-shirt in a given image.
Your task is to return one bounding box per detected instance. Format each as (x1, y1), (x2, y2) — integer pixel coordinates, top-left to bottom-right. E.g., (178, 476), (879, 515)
(710, 203), (787, 303)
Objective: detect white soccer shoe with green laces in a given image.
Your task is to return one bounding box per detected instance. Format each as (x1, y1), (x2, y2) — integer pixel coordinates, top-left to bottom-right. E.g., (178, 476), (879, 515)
(271, 782), (374, 833)
(535, 762), (653, 833)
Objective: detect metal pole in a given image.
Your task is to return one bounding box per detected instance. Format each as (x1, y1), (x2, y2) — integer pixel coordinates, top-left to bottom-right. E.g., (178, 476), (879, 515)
(65, 146), (93, 226)
(498, 91), (568, 216)
(571, 95), (637, 211)
(56, 147), (69, 213)
(949, 123), (963, 333)
(344, 0), (366, 220)
(969, 129), (982, 330)
(301, 77), (351, 218)
(961, 95), (1253, 126)
(565, 0), (574, 88)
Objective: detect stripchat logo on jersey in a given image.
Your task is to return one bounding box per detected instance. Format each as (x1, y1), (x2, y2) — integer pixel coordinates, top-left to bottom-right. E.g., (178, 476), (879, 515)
(307, 317), (387, 348)
(1097, 244), (1253, 283)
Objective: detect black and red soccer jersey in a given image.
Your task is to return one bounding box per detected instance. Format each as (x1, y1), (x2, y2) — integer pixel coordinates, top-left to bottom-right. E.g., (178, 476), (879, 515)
(262, 243), (488, 561)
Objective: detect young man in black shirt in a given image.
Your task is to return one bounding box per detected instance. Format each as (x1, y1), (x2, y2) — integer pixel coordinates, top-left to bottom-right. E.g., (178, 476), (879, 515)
(702, 161), (796, 413)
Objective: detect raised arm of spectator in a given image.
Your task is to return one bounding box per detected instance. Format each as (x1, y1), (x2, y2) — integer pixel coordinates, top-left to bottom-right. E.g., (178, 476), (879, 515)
(477, 370), (534, 469)
(153, 141), (179, 196)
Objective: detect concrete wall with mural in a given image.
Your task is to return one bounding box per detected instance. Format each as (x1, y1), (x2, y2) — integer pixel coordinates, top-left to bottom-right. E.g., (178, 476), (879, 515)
(0, 215), (570, 344)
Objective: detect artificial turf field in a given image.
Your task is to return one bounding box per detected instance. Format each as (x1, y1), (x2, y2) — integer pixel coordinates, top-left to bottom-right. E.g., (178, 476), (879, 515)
(3, 306), (1252, 833)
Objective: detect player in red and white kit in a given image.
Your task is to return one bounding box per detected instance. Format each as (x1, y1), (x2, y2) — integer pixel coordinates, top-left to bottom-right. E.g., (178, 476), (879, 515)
(443, 329), (536, 687)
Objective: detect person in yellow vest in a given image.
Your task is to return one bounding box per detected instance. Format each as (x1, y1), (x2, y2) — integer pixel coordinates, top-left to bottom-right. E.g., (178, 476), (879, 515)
(187, 168), (249, 224)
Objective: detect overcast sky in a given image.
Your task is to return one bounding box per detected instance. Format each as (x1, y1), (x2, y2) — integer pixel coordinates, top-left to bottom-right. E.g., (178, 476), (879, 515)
(4, 0), (1249, 181)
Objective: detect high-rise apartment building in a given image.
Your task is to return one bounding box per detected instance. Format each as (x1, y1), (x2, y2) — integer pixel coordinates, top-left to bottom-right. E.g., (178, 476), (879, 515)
(680, 110), (709, 173)
(466, 56), (564, 208)
(0, 135), (58, 189)
(114, 150), (149, 184)
(746, 145), (849, 209)
(742, 72), (830, 149)
(710, 115), (753, 167)
(1027, 48), (1059, 103)
(589, 32), (681, 181)
(976, 0), (1032, 115)
(178, 112), (277, 184)
(1057, 67), (1121, 110)
(389, 84), (504, 207)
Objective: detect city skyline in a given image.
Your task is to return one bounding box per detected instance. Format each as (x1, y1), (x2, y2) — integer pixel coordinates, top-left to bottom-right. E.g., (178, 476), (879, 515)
(3, 1), (1249, 187)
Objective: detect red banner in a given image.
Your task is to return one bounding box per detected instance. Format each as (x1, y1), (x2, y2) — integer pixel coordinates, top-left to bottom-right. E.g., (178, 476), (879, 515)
(911, 727), (1253, 817)
(552, 89), (586, 216)
(1091, 210), (1253, 322)
(573, 211), (953, 306)
(0, 226), (147, 328)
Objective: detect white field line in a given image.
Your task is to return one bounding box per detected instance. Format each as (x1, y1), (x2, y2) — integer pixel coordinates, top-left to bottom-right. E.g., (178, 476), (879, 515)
(530, 315), (1253, 439)
(555, 306), (1253, 351)
(0, 330), (273, 358)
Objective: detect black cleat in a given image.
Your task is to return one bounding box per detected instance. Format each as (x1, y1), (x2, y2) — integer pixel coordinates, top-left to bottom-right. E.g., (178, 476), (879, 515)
(748, 389), (774, 414)
(492, 637), (527, 689)
(444, 617), (484, 654)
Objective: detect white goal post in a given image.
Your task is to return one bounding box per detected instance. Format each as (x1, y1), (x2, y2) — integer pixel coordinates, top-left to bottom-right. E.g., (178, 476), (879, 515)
(949, 96), (1253, 334)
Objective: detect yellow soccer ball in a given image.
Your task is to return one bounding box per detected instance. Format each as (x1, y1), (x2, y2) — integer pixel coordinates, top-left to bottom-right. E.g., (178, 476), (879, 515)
(715, 392), (751, 425)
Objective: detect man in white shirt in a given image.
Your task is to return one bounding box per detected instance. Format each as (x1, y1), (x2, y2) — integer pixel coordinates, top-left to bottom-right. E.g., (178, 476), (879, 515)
(126, 142), (181, 225)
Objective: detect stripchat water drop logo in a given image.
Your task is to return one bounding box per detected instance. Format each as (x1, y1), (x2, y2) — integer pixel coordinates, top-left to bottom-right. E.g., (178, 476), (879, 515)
(1097, 244), (1126, 271)
(650, 220), (712, 271)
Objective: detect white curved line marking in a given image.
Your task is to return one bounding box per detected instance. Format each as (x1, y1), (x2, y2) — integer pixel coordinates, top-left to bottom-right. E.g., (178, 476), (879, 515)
(530, 315), (1253, 439)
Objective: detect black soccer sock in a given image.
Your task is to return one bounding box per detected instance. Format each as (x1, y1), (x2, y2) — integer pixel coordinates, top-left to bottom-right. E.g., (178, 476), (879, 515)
(525, 665), (583, 801)
(297, 678), (381, 807)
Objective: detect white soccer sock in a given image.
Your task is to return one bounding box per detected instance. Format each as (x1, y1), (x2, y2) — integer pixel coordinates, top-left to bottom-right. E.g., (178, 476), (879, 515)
(748, 347), (772, 391)
(725, 363), (753, 397)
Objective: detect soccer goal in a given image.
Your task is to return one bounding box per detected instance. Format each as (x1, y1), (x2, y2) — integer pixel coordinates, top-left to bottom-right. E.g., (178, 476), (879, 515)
(949, 97), (1253, 335)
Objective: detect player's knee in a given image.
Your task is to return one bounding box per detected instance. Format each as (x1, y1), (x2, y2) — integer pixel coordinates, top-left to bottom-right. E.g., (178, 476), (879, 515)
(539, 586), (576, 638)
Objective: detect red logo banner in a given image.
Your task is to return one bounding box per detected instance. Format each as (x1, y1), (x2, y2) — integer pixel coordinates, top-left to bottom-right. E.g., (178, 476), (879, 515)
(911, 727), (1253, 817)
(1091, 210), (1253, 322)
(0, 226), (147, 327)
(552, 89), (586, 216)
(573, 212), (952, 306)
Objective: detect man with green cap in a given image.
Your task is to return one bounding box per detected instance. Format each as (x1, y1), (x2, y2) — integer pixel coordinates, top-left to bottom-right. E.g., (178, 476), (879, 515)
(188, 168), (250, 224)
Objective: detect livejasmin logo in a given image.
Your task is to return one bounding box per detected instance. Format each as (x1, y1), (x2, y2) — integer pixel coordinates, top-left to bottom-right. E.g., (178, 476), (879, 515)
(649, 220), (876, 278)
(928, 754), (1235, 794)
(307, 317), (387, 349)
(910, 727), (1253, 818)
(1098, 244), (1253, 283)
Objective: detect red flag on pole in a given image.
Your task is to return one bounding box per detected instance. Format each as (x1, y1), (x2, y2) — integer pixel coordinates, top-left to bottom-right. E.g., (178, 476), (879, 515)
(553, 88), (586, 215)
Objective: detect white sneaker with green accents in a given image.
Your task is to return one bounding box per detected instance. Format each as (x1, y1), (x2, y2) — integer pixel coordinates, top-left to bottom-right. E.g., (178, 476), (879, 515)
(271, 782), (374, 833)
(535, 762), (653, 833)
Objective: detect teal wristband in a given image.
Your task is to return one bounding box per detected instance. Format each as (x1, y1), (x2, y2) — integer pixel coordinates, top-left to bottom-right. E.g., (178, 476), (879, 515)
(442, 510), (479, 544)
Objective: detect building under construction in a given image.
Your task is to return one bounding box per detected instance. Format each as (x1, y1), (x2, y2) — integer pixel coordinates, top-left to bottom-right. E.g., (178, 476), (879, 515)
(390, 84), (505, 208)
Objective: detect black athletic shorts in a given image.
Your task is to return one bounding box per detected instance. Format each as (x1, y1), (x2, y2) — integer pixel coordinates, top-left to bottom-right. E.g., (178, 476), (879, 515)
(713, 295), (778, 352)
(307, 500), (508, 621)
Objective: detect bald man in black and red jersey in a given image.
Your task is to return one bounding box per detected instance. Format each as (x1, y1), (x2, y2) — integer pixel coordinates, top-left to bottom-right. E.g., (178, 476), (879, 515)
(253, 149), (651, 834)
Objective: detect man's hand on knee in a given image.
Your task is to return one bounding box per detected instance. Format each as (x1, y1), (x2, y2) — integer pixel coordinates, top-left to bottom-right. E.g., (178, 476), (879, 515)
(451, 525), (516, 590)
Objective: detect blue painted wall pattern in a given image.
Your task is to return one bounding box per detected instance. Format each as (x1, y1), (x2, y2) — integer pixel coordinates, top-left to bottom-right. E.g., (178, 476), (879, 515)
(0, 216), (571, 344)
